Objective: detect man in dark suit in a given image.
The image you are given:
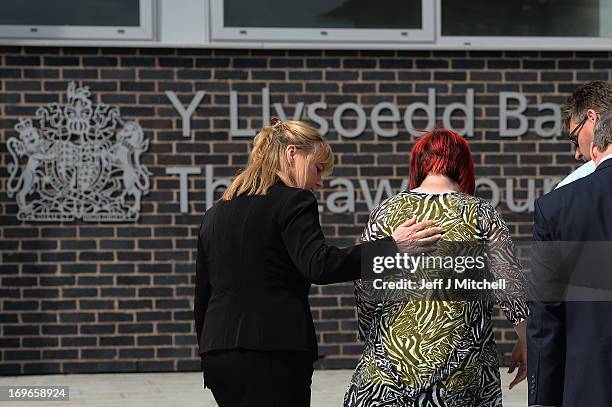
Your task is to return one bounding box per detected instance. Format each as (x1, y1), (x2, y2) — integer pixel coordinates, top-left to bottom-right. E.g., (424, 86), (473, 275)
(528, 112), (612, 406)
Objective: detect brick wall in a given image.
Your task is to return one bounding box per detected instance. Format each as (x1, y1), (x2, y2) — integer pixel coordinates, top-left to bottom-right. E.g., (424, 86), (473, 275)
(0, 46), (601, 374)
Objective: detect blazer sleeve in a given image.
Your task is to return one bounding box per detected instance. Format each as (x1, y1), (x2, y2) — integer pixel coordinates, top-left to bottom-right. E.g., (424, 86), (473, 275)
(279, 188), (397, 285)
(527, 198), (566, 406)
(194, 221), (211, 356)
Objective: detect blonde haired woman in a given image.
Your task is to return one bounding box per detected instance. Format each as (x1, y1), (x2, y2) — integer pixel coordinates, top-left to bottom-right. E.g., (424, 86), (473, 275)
(195, 118), (442, 407)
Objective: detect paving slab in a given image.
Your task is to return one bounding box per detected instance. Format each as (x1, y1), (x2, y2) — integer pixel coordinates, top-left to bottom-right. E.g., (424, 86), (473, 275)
(0, 370), (526, 406)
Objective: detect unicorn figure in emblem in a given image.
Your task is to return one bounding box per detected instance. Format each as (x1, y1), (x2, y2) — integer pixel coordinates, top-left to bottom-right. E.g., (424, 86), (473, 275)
(104, 120), (151, 215)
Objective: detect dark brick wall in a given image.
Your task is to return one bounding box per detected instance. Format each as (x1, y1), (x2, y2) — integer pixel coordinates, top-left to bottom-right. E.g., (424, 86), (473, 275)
(0, 46), (598, 374)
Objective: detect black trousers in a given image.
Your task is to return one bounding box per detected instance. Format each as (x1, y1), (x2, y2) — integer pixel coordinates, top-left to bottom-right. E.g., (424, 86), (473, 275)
(201, 349), (314, 407)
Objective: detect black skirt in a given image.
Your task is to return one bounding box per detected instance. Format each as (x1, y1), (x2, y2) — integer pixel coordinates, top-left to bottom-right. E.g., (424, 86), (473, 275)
(201, 349), (314, 407)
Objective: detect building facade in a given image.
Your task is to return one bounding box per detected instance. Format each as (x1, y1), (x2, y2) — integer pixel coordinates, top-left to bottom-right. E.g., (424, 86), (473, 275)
(0, 0), (609, 375)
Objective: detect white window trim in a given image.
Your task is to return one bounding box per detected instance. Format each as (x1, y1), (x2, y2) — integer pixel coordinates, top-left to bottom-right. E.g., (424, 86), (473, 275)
(2, 0), (612, 49)
(435, 0), (612, 49)
(0, 0), (155, 41)
(210, 0), (434, 43)
(437, 35), (612, 49)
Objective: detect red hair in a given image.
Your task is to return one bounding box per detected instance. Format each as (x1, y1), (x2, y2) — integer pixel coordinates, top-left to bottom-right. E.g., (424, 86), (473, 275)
(409, 128), (475, 195)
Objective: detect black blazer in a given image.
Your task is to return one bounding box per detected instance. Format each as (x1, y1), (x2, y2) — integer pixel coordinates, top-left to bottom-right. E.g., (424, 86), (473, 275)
(528, 158), (612, 406)
(194, 180), (395, 360)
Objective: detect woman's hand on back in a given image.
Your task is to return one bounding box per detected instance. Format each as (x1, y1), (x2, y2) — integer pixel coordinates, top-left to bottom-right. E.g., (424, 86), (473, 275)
(391, 217), (444, 255)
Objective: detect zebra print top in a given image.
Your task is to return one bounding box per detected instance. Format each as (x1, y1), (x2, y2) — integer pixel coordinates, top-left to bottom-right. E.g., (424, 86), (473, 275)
(344, 191), (529, 407)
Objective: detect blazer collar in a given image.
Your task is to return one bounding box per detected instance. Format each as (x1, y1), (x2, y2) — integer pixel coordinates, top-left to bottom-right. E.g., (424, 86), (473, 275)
(595, 157), (612, 173)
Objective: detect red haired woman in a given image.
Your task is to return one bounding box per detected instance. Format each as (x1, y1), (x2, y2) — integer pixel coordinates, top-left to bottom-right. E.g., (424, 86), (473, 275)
(345, 128), (529, 406)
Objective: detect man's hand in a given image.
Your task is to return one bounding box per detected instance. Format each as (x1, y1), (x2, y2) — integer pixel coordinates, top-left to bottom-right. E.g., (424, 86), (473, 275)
(508, 320), (528, 390)
(391, 217), (444, 254)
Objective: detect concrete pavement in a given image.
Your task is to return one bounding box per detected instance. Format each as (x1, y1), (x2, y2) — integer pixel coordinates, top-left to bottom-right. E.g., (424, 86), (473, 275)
(0, 369), (526, 406)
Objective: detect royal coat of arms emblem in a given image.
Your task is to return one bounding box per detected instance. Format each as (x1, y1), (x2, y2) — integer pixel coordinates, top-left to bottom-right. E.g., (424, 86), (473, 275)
(6, 82), (151, 222)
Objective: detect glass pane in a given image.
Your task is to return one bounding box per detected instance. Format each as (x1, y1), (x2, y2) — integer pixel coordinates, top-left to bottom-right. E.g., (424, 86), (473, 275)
(1, 0), (140, 27)
(225, 0), (422, 29)
(442, 0), (612, 37)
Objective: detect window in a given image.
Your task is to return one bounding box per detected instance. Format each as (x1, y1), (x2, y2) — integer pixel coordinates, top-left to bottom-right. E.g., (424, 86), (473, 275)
(0, 0), (154, 40)
(211, 0), (434, 42)
(439, 0), (612, 47)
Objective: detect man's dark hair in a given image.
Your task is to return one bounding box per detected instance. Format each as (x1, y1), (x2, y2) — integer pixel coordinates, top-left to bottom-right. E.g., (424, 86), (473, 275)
(563, 81), (612, 131)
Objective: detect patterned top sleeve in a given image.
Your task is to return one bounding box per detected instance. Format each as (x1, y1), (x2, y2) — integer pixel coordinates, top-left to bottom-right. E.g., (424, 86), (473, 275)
(354, 200), (389, 340)
(478, 200), (529, 325)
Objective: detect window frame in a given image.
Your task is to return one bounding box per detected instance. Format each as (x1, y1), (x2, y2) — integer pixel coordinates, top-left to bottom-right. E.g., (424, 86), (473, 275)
(209, 0), (434, 43)
(436, 0), (612, 49)
(0, 0), (155, 41)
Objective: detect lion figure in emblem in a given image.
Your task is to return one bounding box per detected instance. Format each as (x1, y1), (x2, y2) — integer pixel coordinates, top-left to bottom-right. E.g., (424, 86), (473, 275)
(7, 119), (55, 212)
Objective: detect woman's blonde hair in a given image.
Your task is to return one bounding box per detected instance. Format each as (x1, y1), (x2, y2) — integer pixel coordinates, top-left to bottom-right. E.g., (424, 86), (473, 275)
(222, 119), (333, 200)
